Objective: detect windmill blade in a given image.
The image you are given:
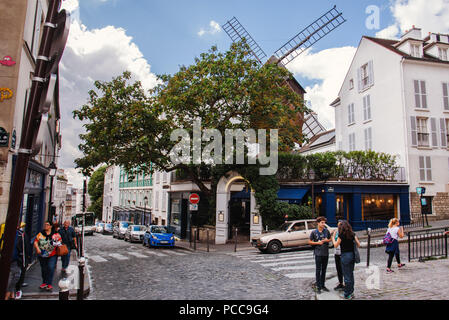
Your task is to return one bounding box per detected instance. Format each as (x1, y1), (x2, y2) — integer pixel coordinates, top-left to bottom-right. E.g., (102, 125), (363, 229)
(302, 111), (326, 140)
(222, 17), (267, 65)
(274, 6), (346, 66)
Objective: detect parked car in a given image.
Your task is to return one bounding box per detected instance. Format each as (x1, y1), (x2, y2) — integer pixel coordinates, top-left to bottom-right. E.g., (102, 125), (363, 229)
(96, 223), (105, 233)
(103, 223), (113, 235)
(124, 225), (147, 243)
(143, 225), (175, 248)
(113, 221), (130, 239)
(251, 219), (337, 254)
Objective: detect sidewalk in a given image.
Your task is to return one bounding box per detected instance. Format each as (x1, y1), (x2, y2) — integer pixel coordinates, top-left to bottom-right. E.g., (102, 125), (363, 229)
(20, 250), (90, 300)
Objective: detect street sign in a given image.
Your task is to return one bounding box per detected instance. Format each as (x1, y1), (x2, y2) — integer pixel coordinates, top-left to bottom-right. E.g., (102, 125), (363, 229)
(189, 193), (200, 204)
(189, 204), (198, 211)
(416, 187), (426, 195)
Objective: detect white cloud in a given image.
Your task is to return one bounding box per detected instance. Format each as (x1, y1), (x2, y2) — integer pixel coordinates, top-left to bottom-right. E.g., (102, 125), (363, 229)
(286, 47), (357, 129)
(198, 20), (221, 37)
(58, 13), (159, 188)
(377, 0), (449, 39)
(376, 24), (400, 39)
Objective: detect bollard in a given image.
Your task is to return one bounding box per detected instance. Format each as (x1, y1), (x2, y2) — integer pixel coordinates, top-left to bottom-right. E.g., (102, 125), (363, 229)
(366, 228), (371, 267)
(193, 228), (197, 251)
(77, 257), (85, 300)
(234, 227), (238, 253)
(206, 229), (209, 253)
(58, 278), (70, 300)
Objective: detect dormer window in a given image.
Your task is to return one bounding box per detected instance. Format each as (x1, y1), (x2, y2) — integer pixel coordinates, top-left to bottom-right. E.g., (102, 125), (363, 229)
(411, 44), (421, 58)
(438, 47), (448, 61)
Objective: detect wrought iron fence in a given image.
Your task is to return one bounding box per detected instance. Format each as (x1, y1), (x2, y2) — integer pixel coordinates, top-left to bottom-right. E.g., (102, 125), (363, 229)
(408, 227), (448, 262)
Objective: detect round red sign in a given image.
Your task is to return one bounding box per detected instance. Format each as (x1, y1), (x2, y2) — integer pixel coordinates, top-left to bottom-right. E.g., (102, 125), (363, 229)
(189, 193), (200, 204)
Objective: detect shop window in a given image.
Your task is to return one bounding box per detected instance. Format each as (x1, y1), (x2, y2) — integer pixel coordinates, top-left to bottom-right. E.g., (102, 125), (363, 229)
(362, 194), (396, 221)
(170, 199), (181, 227)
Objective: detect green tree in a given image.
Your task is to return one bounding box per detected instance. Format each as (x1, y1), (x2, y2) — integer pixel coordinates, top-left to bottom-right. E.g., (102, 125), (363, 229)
(87, 166), (107, 220)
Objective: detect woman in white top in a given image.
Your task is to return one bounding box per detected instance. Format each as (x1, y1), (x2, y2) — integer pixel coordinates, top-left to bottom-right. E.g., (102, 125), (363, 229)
(385, 218), (405, 273)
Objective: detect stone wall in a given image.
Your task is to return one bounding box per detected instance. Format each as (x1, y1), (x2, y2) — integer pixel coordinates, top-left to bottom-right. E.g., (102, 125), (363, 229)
(409, 192), (449, 221)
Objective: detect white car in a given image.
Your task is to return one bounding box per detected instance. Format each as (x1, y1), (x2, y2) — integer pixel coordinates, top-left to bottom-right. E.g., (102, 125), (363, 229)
(251, 219), (337, 254)
(124, 225), (147, 243)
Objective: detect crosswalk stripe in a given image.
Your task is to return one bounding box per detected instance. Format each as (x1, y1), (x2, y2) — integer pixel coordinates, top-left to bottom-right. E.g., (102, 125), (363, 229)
(128, 252), (149, 258)
(143, 250), (168, 257)
(284, 272), (316, 279)
(88, 255), (108, 263)
(109, 253), (129, 260)
(166, 250), (187, 256)
(260, 258), (334, 267)
(247, 253), (314, 262)
(271, 264), (337, 271)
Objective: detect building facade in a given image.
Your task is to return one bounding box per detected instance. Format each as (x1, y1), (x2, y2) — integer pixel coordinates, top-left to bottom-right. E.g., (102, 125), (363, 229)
(0, 0), (62, 245)
(331, 28), (449, 220)
(102, 165), (120, 223)
(53, 168), (68, 223)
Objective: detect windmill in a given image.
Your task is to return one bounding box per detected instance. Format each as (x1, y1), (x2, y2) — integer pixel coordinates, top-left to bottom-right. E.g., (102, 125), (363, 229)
(222, 5), (346, 144)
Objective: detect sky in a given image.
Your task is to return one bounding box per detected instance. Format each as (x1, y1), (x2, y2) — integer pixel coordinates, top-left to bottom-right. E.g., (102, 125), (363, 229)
(58, 0), (449, 187)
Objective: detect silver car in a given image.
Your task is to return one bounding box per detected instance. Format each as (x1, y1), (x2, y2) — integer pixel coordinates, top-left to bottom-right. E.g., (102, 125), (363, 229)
(113, 221), (130, 239)
(124, 225), (147, 243)
(251, 219), (337, 254)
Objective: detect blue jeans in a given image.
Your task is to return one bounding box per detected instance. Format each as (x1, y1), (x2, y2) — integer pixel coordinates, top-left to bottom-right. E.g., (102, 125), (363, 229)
(314, 255), (329, 289)
(38, 255), (57, 286)
(340, 252), (355, 297)
(61, 250), (71, 269)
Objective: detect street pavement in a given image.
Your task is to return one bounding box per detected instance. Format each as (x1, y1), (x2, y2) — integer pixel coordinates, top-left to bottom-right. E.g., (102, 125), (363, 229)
(14, 219), (449, 301)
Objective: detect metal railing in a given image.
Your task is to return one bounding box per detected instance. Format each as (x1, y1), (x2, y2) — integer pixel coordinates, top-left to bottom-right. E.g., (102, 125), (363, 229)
(408, 227), (448, 262)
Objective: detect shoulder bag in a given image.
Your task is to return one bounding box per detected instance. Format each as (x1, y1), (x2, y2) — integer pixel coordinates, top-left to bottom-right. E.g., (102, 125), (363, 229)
(56, 244), (69, 256)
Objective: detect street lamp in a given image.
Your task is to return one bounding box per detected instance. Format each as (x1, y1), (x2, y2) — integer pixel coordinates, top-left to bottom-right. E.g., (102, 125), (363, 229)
(48, 161), (57, 222)
(309, 168), (316, 218)
(144, 196), (148, 226)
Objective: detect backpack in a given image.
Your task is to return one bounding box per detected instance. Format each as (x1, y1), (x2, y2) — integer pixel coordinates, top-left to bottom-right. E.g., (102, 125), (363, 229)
(383, 232), (394, 245)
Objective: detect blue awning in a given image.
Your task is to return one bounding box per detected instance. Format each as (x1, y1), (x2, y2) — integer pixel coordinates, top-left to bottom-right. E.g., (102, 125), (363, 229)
(277, 187), (310, 201)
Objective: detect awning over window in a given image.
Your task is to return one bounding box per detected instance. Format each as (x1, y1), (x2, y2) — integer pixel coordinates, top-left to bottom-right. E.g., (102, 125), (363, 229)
(277, 187), (310, 202)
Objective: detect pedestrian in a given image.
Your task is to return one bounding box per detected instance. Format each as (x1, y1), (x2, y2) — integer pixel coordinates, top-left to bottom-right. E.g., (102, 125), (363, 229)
(385, 218), (405, 273)
(33, 221), (62, 291)
(58, 220), (77, 276)
(333, 220), (360, 300)
(4, 223), (26, 300)
(308, 216), (332, 294)
(331, 220), (345, 291)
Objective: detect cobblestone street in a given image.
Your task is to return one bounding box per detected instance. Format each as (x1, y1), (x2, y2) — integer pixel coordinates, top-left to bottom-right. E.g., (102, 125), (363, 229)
(85, 234), (316, 300)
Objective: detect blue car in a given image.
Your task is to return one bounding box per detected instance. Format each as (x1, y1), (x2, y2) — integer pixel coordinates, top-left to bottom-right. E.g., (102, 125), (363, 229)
(143, 225), (175, 247)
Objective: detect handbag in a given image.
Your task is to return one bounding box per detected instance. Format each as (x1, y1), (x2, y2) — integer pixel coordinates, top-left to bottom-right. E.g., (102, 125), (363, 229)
(56, 244), (69, 256)
(353, 239), (360, 264)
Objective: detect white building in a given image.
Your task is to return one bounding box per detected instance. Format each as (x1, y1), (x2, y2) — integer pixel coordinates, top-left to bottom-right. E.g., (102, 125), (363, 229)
(102, 166), (120, 223)
(54, 169), (68, 222)
(331, 27), (449, 218)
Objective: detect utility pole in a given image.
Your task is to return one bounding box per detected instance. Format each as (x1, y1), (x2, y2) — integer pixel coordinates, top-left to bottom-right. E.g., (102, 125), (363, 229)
(0, 0), (64, 298)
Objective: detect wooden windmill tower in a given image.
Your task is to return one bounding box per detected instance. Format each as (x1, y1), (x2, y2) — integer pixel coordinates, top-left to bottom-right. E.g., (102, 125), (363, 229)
(222, 6), (346, 146)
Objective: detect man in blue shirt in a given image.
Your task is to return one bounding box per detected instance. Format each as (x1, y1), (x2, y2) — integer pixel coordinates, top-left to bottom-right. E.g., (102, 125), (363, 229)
(58, 220), (77, 276)
(308, 216), (332, 294)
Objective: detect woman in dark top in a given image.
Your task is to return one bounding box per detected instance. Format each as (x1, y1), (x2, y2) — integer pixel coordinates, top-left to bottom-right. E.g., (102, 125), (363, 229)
(334, 220), (360, 300)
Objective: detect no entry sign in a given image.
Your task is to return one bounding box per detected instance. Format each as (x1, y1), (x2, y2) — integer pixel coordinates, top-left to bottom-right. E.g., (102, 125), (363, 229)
(189, 193), (200, 204)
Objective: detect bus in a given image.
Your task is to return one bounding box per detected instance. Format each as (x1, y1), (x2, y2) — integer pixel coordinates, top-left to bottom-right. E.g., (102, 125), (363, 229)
(72, 212), (96, 236)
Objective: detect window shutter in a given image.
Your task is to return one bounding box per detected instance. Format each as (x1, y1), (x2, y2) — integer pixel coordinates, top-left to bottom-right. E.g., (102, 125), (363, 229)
(443, 83), (449, 111)
(426, 156), (432, 181)
(369, 127), (372, 149)
(348, 105), (351, 124)
(430, 118), (438, 147)
(357, 68), (362, 92)
(351, 104), (355, 123)
(367, 95), (371, 120)
(420, 81), (427, 108)
(419, 156), (425, 181)
(32, 1), (43, 58)
(363, 97), (367, 121)
(410, 116), (418, 147)
(441, 118), (447, 148)
(368, 60), (374, 86)
(414, 80), (421, 108)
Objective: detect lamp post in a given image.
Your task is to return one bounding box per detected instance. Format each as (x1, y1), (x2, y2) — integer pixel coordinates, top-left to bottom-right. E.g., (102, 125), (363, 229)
(144, 196), (148, 226)
(309, 169), (316, 218)
(48, 161), (57, 223)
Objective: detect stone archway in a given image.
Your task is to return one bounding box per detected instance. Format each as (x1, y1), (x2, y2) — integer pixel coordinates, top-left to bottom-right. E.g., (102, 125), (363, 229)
(215, 171), (263, 244)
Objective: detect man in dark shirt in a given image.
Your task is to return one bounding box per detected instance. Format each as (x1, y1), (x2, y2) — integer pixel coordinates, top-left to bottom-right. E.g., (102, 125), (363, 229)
(59, 220), (77, 275)
(308, 216), (332, 294)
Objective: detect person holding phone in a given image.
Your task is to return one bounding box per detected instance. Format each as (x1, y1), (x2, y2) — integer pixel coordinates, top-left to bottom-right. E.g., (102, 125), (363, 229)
(385, 218), (405, 273)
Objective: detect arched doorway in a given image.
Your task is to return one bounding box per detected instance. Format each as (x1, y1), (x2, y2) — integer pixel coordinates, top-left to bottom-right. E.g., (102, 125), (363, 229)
(215, 172), (263, 244)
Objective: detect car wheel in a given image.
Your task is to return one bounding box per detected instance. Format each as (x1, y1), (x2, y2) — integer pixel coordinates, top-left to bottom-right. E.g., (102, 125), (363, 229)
(267, 240), (282, 254)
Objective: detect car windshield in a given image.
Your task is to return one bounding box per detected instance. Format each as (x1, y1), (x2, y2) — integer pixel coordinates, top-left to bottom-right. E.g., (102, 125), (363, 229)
(133, 226), (145, 231)
(99, 223), (105, 227)
(277, 223), (291, 232)
(120, 222), (129, 228)
(151, 226), (168, 234)
(106, 224), (112, 228)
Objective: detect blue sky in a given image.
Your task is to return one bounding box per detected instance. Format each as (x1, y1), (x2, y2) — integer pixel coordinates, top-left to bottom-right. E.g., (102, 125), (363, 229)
(59, 0), (449, 187)
(77, 0), (393, 75)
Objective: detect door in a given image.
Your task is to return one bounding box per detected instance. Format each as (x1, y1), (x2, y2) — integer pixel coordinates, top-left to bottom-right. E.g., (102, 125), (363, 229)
(287, 221), (308, 247)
